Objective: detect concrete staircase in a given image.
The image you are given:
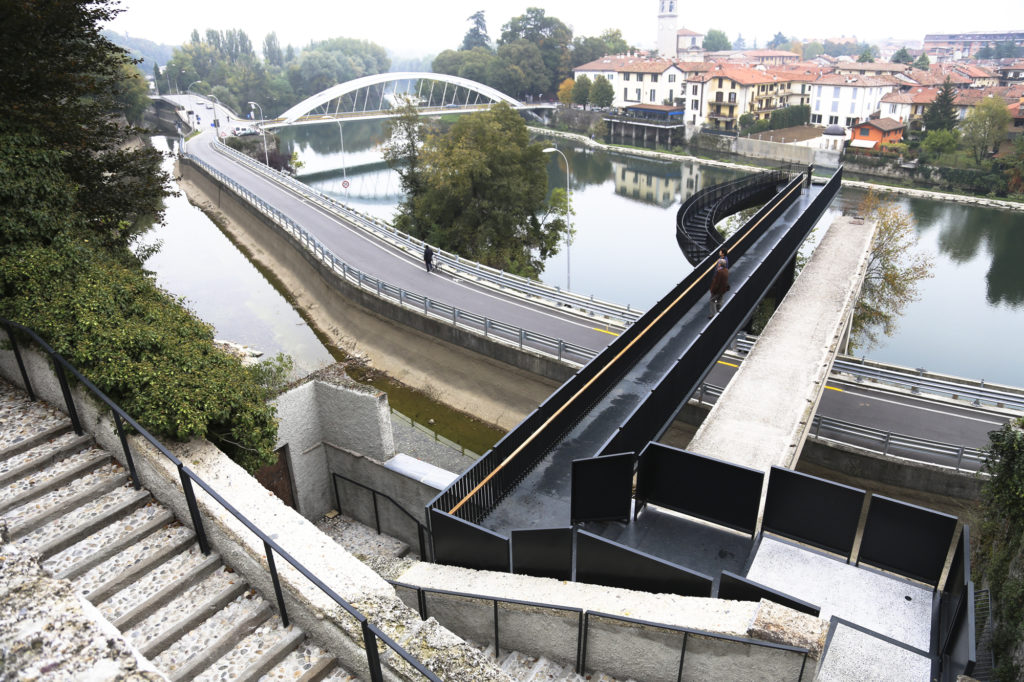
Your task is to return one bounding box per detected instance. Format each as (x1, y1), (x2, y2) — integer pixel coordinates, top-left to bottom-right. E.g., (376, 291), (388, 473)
(471, 642), (625, 682)
(0, 379), (357, 682)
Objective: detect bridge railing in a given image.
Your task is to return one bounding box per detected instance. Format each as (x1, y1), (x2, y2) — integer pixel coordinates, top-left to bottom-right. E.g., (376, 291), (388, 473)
(184, 153), (598, 367)
(693, 382), (987, 473)
(1, 318), (440, 682)
(210, 142), (641, 326)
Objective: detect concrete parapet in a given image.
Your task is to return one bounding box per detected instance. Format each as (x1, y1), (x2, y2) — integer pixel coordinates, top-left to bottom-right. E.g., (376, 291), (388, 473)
(686, 215), (877, 472)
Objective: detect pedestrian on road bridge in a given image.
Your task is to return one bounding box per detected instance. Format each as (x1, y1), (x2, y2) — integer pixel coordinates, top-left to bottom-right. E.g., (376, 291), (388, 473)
(424, 244), (434, 273)
(709, 263), (730, 318)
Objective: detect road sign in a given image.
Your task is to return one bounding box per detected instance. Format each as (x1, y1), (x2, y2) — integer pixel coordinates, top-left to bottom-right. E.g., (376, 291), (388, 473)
(342, 180), (350, 189)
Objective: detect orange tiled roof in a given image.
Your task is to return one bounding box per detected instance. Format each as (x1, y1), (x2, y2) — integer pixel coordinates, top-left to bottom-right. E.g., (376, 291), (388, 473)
(697, 64), (782, 85)
(677, 27), (703, 36)
(574, 55), (678, 74)
(881, 87), (939, 104)
(862, 117), (905, 132)
(813, 73), (901, 87)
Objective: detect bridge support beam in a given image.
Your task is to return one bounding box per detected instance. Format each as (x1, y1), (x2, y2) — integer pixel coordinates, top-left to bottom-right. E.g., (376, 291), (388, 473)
(685, 215), (877, 472)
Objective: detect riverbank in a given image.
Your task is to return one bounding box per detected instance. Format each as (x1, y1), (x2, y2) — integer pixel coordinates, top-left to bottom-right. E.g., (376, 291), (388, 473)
(532, 127), (1024, 213)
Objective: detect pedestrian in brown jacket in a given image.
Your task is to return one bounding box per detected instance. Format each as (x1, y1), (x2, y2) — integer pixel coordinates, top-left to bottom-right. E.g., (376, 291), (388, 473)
(709, 264), (729, 318)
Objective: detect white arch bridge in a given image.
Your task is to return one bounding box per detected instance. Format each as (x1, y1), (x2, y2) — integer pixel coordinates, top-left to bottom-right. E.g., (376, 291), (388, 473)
(264, 72), (553, 128)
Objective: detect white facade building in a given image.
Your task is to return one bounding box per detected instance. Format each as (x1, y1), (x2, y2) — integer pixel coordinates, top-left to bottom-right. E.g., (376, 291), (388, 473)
(809, 74), (899, 129)
(574, 57), (686, 109)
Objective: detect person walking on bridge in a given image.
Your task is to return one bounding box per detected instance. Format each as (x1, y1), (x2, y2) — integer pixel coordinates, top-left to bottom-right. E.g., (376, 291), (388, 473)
(423, 244), (434, 273)
(709, 262), (729, 318)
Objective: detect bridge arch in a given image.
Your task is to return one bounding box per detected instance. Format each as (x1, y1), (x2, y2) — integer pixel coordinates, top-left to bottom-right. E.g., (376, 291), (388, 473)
(276, 72), (522, 125)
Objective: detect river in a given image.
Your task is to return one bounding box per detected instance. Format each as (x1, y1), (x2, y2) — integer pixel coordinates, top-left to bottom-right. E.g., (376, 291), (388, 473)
(146, 123), (1024, 392)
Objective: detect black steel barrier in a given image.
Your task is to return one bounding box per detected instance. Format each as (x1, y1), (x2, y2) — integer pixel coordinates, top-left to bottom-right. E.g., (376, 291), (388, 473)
(762, 466), (865, 561)
(575, 530), (714, 597)
(635, 443), (763, 535)
(331, 473), (431, 561)
(569, 452), (634, 524)
(856, 494), (958, 587)
(510, 528), (573, 580)
(716, 571), (821, 617)
(429, 508), (510, 572)
(0, 319), (439, 682)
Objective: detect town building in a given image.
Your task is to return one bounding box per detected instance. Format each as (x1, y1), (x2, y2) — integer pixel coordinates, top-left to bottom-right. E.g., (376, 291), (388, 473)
(573, 56), (686, 109)
(848, 117), (905, 150)
(705, 49), (801, 65)
(923, 30), (1024, 60)
(809, 74), (900, 128)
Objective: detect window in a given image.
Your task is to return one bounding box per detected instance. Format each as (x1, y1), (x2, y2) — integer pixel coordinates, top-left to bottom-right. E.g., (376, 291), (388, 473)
(635, 88), (641, 101)
(606, 73), (614, 81)
(717, 78), (723, 88)
(731, 81), (736, 89)
(623, 87), (629, 101)
(850, 101), (856, 113)
(691, 98), (699, 110)
(646, 175), (652, 186)
(728, 92), (736, 103)
(860, 127), (870, 136)
(831, 100), (839, 112)
(650, 89), (656, 102)
(889, 104), (897, 114)
(847, 117), (859, 127)
(651, 74), (658, 83)
(811, 113), (822, 123)
(815, 99), (821, 111)
(621, 168), (627, 180)
(692, 84), (698, 95)
(623, 73), (630, 81)
(668, 74), (676, 82)
(833, 86), (841, 97)
(828, 115), (838, 125)
(715, 92), (723, 102)
(816, 85), (822, 97)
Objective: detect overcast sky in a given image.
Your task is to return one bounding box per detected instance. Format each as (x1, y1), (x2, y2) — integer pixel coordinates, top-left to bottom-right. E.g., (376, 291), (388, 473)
(106, 0), (1022, 58)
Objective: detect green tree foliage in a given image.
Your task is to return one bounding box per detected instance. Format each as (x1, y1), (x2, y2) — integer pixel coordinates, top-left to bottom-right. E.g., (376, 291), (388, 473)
(1006, 137), (1024, 195)
(703, 29), (731, 52)
(976, 417), (1024, 680)
(890, 47), (913, 64)
(961, 96), (1012, 165)
(913, 53), (931, 69)
(381, 100), (429, 222)
(850, 192), (933, 350)
(572, 74), (591, 107)
(920, 128), (960, 163)
(823, 40), (873, 58)
(263, 32), (284, 67)
(733, 34), (747, 50)
(114, 60), (154, 125)
(1, 0), (283, 472)
(767, 32), (788, 50)
(803, 41), (825, 59)
(461, 10), (491, 51)
(571, 29), (630, 67)
(857, 47), (876, 63)
(590, 75), (615, 108)
(923, 78), (958, 132)
(389, 103), (568, 277)
(499, 8), (573, 95)
(768, 104), (810, 129)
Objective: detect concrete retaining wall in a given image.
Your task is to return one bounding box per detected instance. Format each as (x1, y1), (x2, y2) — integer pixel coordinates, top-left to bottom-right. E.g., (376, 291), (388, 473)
(179, 158), (575, 385)
(0, 345), (505, 682)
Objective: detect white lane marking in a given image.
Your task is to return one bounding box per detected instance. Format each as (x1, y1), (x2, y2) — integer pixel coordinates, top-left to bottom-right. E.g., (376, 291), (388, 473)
(831, 384), (1005, 426)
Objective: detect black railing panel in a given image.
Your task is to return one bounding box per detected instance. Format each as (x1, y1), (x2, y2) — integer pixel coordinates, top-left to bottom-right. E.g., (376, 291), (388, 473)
(763, 466), (865, 560)
(575, 530), (713, 597)
(510, 528), (573, 580)
(429, 509), (510, 572)
(857, 494), (958, 587)
(570, 453), (634, 524)
(717, 571), (821, 617)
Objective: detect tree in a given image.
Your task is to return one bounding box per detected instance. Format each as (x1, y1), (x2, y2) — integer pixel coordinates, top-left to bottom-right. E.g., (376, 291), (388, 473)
(262, 32), (283, 67)
(381, 100), (428, 210)
(920, 128), (960, 163)
(590, 75), (614, 108)
(733, 34), (747, 50)
(803, 41), (825, 59)
(570, 31), (629, 68)
(557, 77), (574, 105)
(913, 53), (931, 69)
(850, 192), (933, 350)
(922, 78), (958, 132)
(392, 103), (568, 277)
(703, 29), (731, 52)
(572, 74), (591, 107)
(461, 10), (491, 51)
(499, 8), (573, 95)
(976, 43), (995, 59)
(891, 47), (913, 64)
(857, 47), (875, 63)
(767, 32), (788, 50)
(961, 96), (1012, 165)
(1006, 137), (1024, 195)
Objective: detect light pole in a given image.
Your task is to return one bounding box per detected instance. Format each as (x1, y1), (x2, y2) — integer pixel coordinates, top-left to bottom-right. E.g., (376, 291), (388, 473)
(543, 147), (573, 290)
(248, 101), (270, 167)
(186, 81), (201, 128)
(209, 94), (221, 138)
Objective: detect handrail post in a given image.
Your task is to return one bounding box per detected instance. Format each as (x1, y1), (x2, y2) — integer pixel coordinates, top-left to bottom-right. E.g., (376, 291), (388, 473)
(113, 412), (141, 490)
(53, 359), (83, 435)
(677, 631), (689, 682)
(4, 324), (35, 400)
(361, 620), (384, 682)
(372, 492), (381, 534)
(882, 431), (892, 456)
(264, 540), (290, 627)
(178, 466), (211, 555)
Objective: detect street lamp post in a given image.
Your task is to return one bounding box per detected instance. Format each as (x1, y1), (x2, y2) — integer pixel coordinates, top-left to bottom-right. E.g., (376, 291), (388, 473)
(186, 81), (201, 128)
(209, 94), (221, 138)
(248, 101), (270, 167)
(543, 147), (573, 291)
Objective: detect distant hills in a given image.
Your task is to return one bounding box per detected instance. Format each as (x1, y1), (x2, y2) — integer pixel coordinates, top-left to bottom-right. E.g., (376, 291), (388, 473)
(103, 30), (177, 75)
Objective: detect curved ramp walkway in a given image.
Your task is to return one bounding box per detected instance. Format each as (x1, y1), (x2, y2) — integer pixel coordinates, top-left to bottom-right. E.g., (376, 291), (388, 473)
(687, 214), (877, 471)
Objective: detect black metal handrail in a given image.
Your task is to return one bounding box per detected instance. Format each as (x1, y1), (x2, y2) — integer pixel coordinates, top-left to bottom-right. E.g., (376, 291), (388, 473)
(332, 473), (432, 560)
(1, 318), (439, 682)
(391, 581), (811, 679)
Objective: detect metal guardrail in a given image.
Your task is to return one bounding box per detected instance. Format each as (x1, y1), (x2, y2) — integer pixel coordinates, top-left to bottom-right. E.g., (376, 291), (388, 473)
(389, 582), (811, 679)
(183, 153), (598, 367)
(1, 319), (440, 682)
(209, 141), (641, 326)
(692, 381), (987, 473)
(730, 333), (1024, 412)
(390, 408), (480, 461)
(332, 473), (432, 560)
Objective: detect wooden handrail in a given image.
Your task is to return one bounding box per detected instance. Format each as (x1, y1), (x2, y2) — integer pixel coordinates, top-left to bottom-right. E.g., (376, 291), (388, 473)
(446, 176), (805, 515)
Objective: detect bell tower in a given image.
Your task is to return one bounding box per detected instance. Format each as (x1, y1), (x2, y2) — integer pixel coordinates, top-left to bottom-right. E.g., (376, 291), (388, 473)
(658, 0), (678, 58)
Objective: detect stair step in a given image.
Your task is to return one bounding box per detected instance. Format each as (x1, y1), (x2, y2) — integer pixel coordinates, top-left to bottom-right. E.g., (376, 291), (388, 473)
(0, 445), (110, 515)
(526, 657), (583, 682)
(259, 641), (349, 682)
(501, 650), (539, 676)
(4, 462), (126, 538)
(44, 503), (175, 579)
(152, 593), (271, 681)
(0, 380), (69, 451)
(128, 566), (246, 658)
(22, 486), (151, 560)
(0, 430), (88, 486)
(75, 522), (196, 604)
(319, 663), (360, 682)
(195, 616), (303, 681)
(98, 542), (216, 623)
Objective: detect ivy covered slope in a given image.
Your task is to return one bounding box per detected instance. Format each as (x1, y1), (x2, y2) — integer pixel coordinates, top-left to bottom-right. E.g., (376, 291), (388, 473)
(976, 418), (1024, 680)
(0, 0), (282, 473)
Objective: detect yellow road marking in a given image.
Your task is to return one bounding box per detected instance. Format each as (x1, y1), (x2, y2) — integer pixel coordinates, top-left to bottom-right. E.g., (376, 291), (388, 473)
(593, 327), (619, 336)
(717, 360), (739, 368)
(825, 385), (843, 392)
